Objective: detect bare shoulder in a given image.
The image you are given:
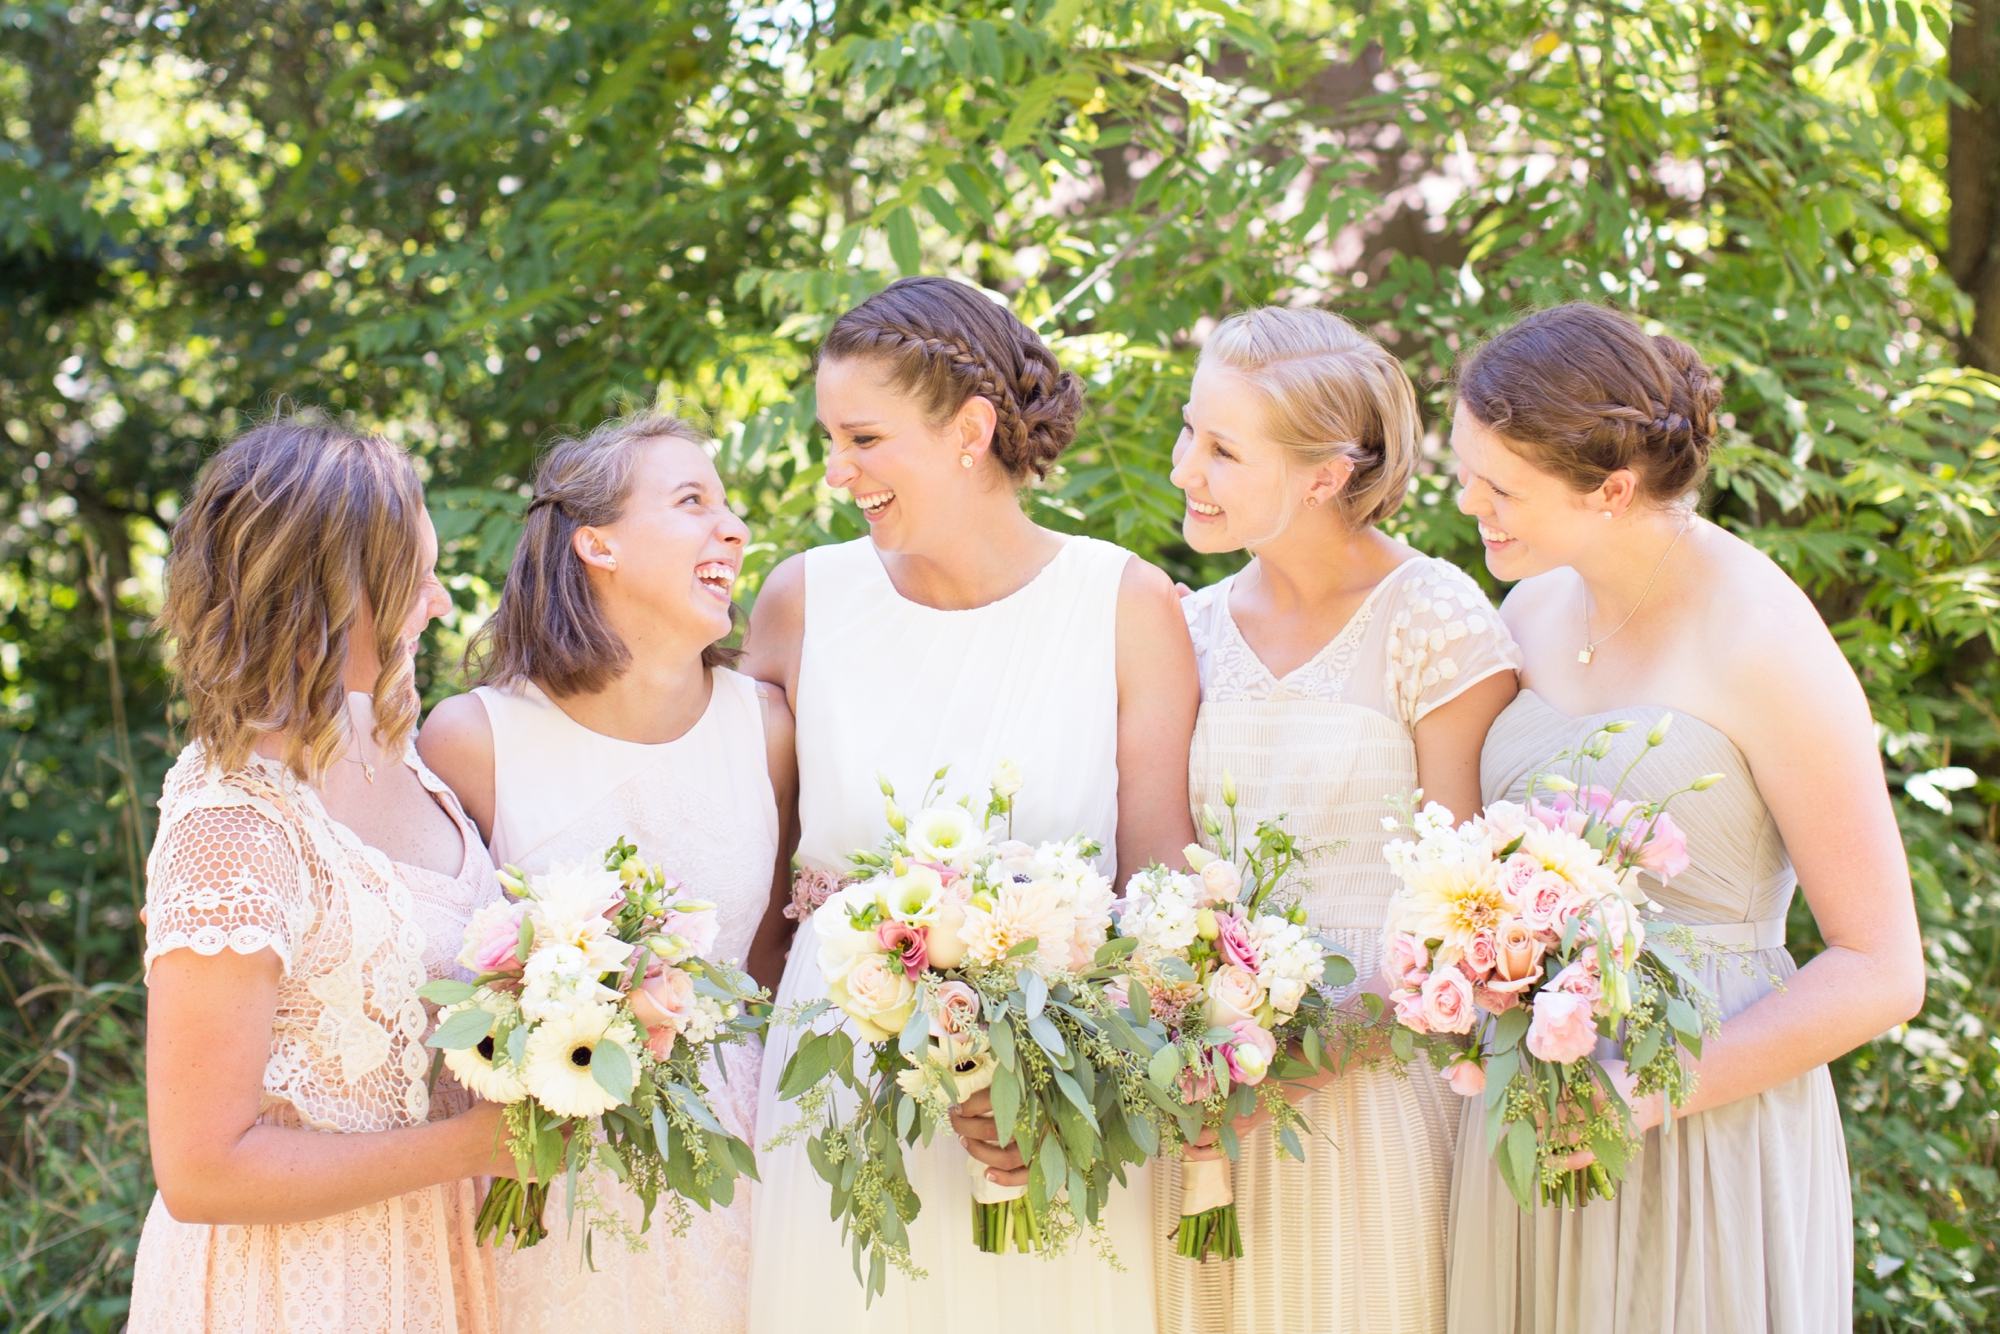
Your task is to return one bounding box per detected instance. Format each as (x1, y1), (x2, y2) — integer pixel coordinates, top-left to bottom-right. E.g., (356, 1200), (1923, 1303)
(417, 691), (493, 770)
(1115, 549), (1183, 613)
(741, 554), (807, 691)
(749, 554), (807, 627)
(1695, 527), (1860, 729)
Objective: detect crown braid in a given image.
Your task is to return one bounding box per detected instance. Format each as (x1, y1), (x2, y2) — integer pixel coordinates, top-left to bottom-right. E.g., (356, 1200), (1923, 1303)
(821, 277), (1083, 481)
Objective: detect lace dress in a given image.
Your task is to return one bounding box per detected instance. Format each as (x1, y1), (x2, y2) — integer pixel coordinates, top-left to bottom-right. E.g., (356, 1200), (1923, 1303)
(129, 743), (503, 1334)
(1156, 555), (1520, 1334)
(750, 534), (1154, 1334)
(473, 669), (778, 1334)
(1446, 693), (1851, 1333)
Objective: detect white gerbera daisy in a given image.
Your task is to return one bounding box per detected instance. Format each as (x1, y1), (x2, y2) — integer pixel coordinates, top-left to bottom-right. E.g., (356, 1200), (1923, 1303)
(441, 1006), (528, 1104)
(522, 1004), (637, 1118)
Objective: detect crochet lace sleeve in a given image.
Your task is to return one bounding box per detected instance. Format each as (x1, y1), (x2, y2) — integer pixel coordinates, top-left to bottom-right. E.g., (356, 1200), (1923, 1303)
(144, 802), (309, 979)
(1384, 561), (1523, 729)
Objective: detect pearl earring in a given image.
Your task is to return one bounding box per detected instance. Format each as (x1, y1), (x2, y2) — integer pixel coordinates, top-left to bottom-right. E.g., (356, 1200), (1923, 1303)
(1602, 511), (1614, 519)
(960, 453), (974, 469)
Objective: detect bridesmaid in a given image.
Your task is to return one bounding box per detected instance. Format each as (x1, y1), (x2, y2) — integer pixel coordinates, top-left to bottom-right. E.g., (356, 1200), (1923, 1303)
(1445, 303), (1925, 1332)
(131, 414), (506, 1333)
(742, 276), (1198, 1334)
(1160, 307), (1520, 1334)
(420, 411), (794, 1334)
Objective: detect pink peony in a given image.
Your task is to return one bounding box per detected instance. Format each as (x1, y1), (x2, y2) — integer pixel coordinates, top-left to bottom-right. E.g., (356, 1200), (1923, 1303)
(1222, 1021), (1277, 1085)
(876, 919), (929, 979)
(630, 967), (696, 1060)
(1216, 913), (1260, 973)
(1419, 965), (1478, 1035)
(1463, 928), (1500, 979)
(463, 900), (530, 975)
(1443, 1056), (1487, 1096)
(1525, 989), (1599, 1064)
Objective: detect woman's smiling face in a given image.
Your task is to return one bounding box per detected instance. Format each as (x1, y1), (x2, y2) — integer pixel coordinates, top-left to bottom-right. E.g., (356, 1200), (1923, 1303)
(815, 355), (989, 554)
(1168, 363), (1297, 554)
(1451, 408), (1603, 582)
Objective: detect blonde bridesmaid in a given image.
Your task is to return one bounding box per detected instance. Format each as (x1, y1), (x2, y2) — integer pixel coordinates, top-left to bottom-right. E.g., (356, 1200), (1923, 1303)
(1159, 308), (1520, 1334)
(131, 414), (507, 1333)
(1445, 303), (1924, 1332)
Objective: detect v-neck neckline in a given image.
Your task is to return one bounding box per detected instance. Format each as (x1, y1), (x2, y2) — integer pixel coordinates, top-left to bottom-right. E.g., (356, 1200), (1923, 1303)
(1218, 560), (1414, 690)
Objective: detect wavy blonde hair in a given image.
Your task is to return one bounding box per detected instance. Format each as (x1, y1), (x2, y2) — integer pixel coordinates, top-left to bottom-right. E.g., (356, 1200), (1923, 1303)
(1199, 307), (1421, 527)
(160, 411), (427, 782)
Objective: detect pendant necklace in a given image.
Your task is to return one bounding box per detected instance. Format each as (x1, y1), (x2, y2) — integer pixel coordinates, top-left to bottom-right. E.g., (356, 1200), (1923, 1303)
(342, 700), (378, 783)
(1578, 515), (1691, 666)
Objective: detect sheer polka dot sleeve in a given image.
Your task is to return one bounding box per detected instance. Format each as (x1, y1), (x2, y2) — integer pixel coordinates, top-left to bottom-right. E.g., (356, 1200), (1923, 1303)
(1383, 560), (1522, 729)
(144, 801), (310, 979)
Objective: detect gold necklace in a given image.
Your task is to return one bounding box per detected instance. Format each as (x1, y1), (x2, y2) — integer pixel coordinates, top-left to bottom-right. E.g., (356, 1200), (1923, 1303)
(341, 700), (378, 783)
(1578, 515), (1691, 666)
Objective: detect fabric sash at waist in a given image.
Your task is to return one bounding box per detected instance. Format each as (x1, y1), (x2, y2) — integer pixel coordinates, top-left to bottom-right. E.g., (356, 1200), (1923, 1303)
(1671, 917), (1787, 951)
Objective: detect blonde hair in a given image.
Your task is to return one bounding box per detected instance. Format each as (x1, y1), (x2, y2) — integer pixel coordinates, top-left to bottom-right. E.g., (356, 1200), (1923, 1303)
(160, 410), (427, 783)
(1199, 308), (1420, 527)
(468, 410), (737, 697)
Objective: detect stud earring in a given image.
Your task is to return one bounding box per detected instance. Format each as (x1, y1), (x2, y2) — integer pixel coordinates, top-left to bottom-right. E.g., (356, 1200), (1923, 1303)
(960, 453), (975, 469)
(1602, 511), (1614, 519)
(1304, 496), (1320, 509)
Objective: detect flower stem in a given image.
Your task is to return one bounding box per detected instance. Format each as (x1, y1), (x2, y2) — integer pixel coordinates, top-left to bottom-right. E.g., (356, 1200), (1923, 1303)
(1173, 1204), (1244, 1262)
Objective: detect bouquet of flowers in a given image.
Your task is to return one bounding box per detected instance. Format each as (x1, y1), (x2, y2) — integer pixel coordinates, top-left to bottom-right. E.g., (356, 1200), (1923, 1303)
(773, 764), (1172, 1299)
(420, 838), (764, 1253)
(1109, 775), (1355, 1261)
(1380, 716), (1723, 1209)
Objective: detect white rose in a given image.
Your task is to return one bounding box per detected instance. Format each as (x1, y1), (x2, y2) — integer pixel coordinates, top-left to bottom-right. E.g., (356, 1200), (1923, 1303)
(1268, 976), (1307, 1015)
(830, 952), (918, 1041)
(1200, 859), (1243, 906)
(1205, 964), (1266, 1027)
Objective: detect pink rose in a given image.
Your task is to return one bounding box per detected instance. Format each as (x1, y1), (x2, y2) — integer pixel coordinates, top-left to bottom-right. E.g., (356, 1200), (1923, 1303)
(1419, 966), (1477, 1035)
(1178, 1065), (1218, 1103)
(1550, 958), (1605, 1014)
(1216, 913), (1260, 973)
(464, 900), (530, 975)
(1205, 964), (1266, 1027)
(1384, 935), (1430, 988)
(1518, 872), (1572, 931)
(1222, 1021), (1277, 1085)
(1474, 983), (1523, 1014)
(630, 967), (696, 1060)
(928, 979), (981, 1041)
(1392, 989), (1431, 1032)
(877, 919), (929, 979)
(1494, 920), (1546, 985)
(1525, 989), (1599, 1064)
(664, 907), (721, 960)
(1495, 853), (1541, 905)
(1627, 812), (1690, 881)
(1443, 1055), (1487, 1096)
(1463, 928), (1499, 979)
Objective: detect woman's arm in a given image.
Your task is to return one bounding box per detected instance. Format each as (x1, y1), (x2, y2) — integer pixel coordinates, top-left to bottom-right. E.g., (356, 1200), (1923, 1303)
(1629, 600), (1924, 1129)
(1412, 670), (1519, 824)
(417, 693), (496, 843)
(746, 681), (802, 992)
(146, 946), (514, 1225)
(739, 555), (806, 705)
(1113, 555), (1201, 885)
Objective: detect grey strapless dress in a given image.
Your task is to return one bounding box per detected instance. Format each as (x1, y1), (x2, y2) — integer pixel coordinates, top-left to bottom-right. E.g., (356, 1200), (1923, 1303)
(1446, 691), (1852, 1334)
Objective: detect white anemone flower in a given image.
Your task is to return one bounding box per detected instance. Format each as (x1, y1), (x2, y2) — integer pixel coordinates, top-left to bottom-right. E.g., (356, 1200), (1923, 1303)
(441, 1005), (528, 1104)
(905, 804), (990, 869)
(522, 1004), (636, 1118)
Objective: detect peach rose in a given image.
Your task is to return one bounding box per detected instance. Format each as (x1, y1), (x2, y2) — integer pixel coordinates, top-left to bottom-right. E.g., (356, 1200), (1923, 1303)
(1494, 920), (1547, 985)
(1384, 935), (1430, 988)
(1518, 872), (1572, 931)
(1443, 1054), (1487, 1096)
(630, 967), (696, 1060)
(927, 979), (981, 1042)
(1205, 964), (1266, 1027)
(1392, 989), (1430, 1032)
(1199, 859), (1243, 906)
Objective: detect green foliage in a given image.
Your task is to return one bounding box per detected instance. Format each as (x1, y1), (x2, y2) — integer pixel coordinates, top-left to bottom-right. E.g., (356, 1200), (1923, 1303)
(0, 0), (1994, 1327)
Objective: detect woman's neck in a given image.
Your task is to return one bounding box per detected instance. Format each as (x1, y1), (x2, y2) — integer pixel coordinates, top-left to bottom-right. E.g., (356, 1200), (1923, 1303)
(545, 621), (714, 746)
(1572, 507), (1699, 630)
(881, 499), (1065, 611)
(1243, 519), (1407, 614)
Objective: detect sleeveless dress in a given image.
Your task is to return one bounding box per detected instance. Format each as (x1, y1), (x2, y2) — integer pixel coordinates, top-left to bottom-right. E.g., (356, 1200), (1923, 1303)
(749, 534), (1154, 1334)
(1446, 690), (1852, 1333)
(130, 743), (502, 1334)
(1157, 555), (1521, 1334)
(474, 671), (779, 1334)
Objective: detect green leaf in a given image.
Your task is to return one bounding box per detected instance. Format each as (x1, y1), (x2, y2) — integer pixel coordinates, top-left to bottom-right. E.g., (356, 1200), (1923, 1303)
(885, 206), (922, 278)
(1494, 1006), (1531, 1054)
(427, 1006), (493, 1051)
(1148, 1042), (1182, 1088)
(919, 184), (964, 236)
(1022, 970), (1048, 1019)
(1321, 952), (1356, 988)
(1050, 1067), (1098, 1129)
(590, 1037), (636, 1103)
(990, 1059), (1022, 1148)
(1027, 1013), (1067, 1060)
(1156, 957), (1196, 983)
(779, 1032), (838, 1100)
(417, 978), (477, 1005)
(1278, 1121), (1305, 1161)
(899, 1005), (931, 1059)
(1093, 936), (1139, 967)
(990, 1016), (1018, 1070)
(1497, 1118), (1539, 1212)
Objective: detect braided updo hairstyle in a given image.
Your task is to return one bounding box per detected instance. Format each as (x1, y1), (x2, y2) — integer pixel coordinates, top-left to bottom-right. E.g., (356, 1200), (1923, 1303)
(821, 277), (1085, 482)
(1454, 303), (1722, 503)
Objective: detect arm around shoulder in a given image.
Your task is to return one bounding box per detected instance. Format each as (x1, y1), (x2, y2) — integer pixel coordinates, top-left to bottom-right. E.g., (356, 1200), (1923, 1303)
(416, 693), (496, 843)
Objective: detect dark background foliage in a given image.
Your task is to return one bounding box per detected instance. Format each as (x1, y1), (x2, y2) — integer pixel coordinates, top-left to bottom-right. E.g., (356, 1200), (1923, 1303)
(1, 0), (1996, 1327)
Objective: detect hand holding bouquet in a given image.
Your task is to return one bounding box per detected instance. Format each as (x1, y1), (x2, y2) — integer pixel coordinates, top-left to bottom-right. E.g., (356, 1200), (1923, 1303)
(1110, 776), (1354, 1261)
(421, 838), (764, 1253)
(775, 764), (1171, 1299)
(1380, 716), (1723, 1209)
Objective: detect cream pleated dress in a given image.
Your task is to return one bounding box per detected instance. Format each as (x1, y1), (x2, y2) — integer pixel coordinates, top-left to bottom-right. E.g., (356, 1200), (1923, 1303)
(1446, 691), (1851, 1334)
(749, 534), (1157, 1334)
(474, 670), (778, 1334)
(130, 741), (501, 1334)
(1157, 553), (1520, 1334)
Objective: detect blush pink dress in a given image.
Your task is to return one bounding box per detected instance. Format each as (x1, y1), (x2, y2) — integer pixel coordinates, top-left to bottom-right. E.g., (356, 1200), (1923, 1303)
(129, 742), (502, 1334)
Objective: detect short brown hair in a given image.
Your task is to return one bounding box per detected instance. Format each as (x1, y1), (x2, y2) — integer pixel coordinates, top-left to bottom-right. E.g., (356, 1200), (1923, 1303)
(1199, 307), (1420, 528)
(469, 410), (737, 697)
(160, 410), (427, 782)
(821, 276), (1084, 481)
(1454, 303), (1721, 502)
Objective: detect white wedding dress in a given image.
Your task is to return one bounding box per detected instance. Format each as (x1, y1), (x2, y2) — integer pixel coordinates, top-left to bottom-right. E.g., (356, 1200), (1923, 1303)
(474, 670), (778, 1334)
(749, 534), (1158, 1334)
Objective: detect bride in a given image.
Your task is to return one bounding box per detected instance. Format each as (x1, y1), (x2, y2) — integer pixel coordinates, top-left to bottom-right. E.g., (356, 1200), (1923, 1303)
(741, 276), (1198, 1334)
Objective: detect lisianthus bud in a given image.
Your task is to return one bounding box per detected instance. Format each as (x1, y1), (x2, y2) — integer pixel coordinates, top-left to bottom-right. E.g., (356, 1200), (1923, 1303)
(885, 798), (907, 834)
(1646, 714), (1675, 747)
(877, 771), (895, 796)
(1221, 770), (1238, 807)
(1197, 908), (1220, 940)
(1541, 775), (1578, 793)
(619, 856), (646, 882)
(1182, 843), (1216, 871)
(1691, 772), (1725, 791)
(990, 759), (1023, 800)
(496, 865), (529, 896)
(1201, 804), (1224, 837)
(1600, 720), (1634, 734)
